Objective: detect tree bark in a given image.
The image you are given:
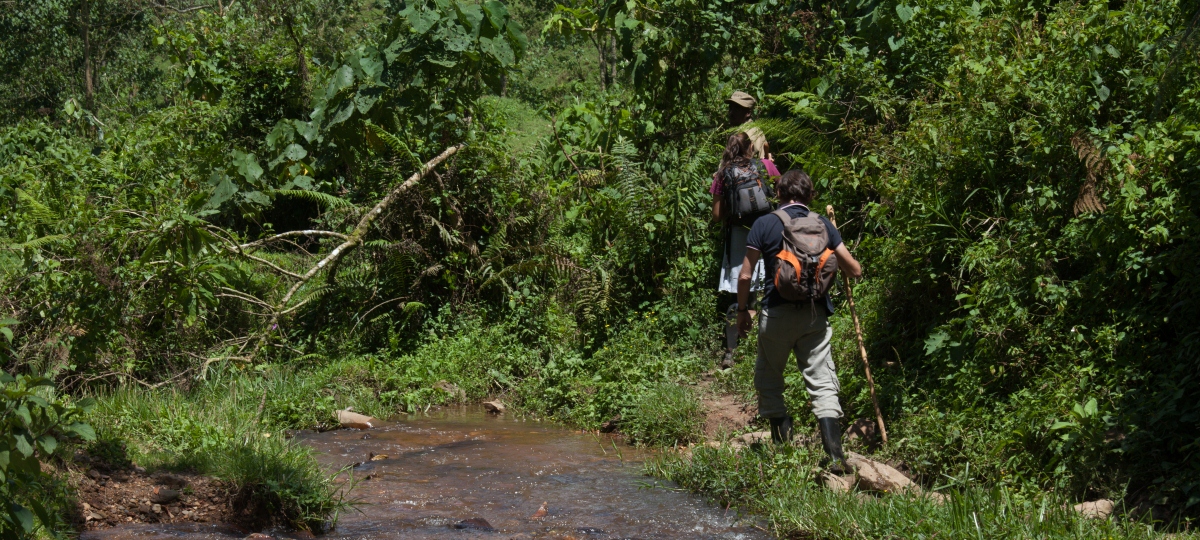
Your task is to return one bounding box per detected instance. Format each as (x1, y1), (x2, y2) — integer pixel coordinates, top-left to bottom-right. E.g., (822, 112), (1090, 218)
(82, 0), (94, 112)
(284, 12), (310, 106)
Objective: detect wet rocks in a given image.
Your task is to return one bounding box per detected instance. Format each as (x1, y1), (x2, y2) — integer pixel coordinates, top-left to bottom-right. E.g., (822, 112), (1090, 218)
(599, 415), (621, 433)
(150, 488), (181, 504)
(483, 401), (506, 414)
(1073, 499), (1115, 519)
(337, 408), (377, 429)
(82, 503), (105, 522)
(453, 517), (495, 531)
(530, 501), (548, 520)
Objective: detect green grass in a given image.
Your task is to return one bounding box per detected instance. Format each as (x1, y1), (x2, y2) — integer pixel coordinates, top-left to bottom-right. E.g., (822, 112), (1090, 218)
(622, 381), (705, 446)
(87, 375), (351, 532)
(648, 443), (1190, 539)
(480, 95), (552, 155)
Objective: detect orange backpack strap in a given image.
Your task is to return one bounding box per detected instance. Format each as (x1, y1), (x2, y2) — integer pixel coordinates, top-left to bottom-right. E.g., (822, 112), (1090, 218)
(775, 249), (803, 289)
(817, 248), (834, 272)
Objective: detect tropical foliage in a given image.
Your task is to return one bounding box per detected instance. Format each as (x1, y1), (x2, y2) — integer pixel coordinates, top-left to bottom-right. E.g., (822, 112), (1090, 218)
(2, 0), (1200, 534)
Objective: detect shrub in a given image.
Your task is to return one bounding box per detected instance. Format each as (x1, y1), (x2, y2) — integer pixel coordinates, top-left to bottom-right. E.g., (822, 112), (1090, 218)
(622, 382), (704, 446)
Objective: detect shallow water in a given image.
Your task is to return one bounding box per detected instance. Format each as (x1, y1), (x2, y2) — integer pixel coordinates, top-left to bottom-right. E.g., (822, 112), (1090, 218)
(84, 407), (768, 539)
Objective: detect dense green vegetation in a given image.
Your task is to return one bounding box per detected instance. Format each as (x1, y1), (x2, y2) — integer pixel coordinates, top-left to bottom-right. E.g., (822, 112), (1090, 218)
(3, 0), (1200, 537)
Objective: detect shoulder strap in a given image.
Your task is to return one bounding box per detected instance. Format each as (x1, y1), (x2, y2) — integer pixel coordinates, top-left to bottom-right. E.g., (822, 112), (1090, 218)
(772, 208), (792, 226)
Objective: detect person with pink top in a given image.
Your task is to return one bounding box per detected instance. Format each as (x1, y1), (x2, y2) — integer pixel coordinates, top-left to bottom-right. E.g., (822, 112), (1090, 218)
(710, 92), (781, 368)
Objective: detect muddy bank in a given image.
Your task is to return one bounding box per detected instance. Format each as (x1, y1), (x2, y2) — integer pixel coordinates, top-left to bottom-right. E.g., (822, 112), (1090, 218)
(72, 467), (234, 530)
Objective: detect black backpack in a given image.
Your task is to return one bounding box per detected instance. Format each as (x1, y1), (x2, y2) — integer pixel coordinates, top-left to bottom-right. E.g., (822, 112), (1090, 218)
(723, 159), (774, 228)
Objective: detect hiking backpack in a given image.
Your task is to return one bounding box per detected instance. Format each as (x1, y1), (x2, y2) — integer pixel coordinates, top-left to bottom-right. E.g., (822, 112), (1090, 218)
(772, 208), (839, 302)
(723, 159), (774, 228)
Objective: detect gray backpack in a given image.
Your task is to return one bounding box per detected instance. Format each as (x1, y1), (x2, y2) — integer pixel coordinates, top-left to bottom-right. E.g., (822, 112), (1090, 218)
(772, 209), (838, 302)
(723, 159), (773, 228)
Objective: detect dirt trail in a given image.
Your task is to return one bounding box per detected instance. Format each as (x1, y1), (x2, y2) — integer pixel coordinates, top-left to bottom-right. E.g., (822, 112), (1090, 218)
(695, 374), (757, 439)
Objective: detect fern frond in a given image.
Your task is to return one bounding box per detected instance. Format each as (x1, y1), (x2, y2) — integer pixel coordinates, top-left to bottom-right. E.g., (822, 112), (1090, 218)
(2, 234), (70, 251)
(367, 123), (422, 170)
(292, 284), (333, 306)
(740, 118), (840, 180)
(16, 189), (59, 224)
(1071, 130), (1107, 215)
(271, 189), (354, 209)
(425, 215), (463, 247)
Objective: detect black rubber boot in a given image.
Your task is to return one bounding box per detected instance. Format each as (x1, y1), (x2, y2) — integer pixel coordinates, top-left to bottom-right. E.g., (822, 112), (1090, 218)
(769, 416), (793, 444)
(818, 417), (847, 473)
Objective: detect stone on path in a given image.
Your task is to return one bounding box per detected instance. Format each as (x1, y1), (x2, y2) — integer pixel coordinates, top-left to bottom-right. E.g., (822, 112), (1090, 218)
(337, 408), (377, 429)
(845, 452), (919, 494)
(820, 471), (854, 493)
(1073, 499), (1114, 519)
(153, 472), (189, 489)
(483, 401), (506, 414)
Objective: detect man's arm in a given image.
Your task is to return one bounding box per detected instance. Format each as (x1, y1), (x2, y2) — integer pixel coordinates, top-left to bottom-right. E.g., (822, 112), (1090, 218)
(736, 247), (762, 337)
(835, 243), (862, 279)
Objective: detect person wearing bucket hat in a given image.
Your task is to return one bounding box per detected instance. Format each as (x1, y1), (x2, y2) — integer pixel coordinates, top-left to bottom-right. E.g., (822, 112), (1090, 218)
(710, 91), (777, 369)
(726, 91), (767, 159)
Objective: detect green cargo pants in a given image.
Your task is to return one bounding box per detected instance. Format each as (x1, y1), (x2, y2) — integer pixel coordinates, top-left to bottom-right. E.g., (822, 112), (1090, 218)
(755, 302), (843, 420)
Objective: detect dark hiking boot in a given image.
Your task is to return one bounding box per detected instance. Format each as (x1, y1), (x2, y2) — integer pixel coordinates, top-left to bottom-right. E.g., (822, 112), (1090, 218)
(718, 350), (735, 370)
(769, 416), (793, 444)
(818, 417), (848, 474)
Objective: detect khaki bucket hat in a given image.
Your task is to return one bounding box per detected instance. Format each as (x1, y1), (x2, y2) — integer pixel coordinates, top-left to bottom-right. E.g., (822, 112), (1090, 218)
(726, 91), (757, 109)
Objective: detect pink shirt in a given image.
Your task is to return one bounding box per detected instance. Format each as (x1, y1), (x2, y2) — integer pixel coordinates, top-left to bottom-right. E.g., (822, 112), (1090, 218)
(709, 158), (780, 196)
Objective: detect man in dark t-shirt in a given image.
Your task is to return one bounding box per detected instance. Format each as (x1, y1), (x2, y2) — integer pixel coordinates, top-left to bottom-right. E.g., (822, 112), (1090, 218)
(734, 170), (863, 473)
(746, 205), (843, 316)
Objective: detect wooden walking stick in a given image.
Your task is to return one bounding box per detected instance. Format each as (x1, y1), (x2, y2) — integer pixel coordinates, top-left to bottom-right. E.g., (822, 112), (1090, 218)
(826, 205), (888, 444)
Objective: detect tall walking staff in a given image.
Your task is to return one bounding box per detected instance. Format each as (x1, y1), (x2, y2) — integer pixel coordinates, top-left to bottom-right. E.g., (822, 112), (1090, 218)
(826, 205), (888, 444)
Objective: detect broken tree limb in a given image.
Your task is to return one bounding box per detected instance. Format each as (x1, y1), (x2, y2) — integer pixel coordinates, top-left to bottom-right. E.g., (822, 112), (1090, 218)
(238, 230), (350, 251)
(827, 205), (889, 444)
(251, 144), (464, 350)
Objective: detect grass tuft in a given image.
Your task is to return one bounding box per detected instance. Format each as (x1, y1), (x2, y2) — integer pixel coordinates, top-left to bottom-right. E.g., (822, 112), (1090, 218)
(88, 374), (350, 532)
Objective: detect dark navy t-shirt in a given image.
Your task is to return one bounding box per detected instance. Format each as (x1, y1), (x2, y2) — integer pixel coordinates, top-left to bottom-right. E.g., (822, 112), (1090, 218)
(746, 204), (844, 313)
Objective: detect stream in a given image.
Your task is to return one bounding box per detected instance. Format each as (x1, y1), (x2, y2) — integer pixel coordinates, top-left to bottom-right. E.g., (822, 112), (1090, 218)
(83, 406), (769, 539)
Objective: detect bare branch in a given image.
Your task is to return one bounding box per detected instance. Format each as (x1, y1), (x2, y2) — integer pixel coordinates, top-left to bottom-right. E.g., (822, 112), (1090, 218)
(239, 230), (350, 251)
(249, 144), (464, 354)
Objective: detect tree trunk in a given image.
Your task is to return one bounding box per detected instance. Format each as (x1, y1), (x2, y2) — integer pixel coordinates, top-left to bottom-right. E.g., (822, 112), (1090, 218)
(594, 34), (607, 92)
(82, 0), (94, 112)
(284, 12), (310, 106)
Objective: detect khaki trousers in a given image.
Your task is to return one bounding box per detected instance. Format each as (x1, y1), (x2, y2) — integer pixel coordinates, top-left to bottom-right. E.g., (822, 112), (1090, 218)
(755, 302), (843, 420)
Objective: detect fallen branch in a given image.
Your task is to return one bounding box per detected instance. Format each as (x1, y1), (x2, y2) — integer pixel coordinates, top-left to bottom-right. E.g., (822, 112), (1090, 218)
(245, 144), (464, 356)
(238, 230), (350, 251)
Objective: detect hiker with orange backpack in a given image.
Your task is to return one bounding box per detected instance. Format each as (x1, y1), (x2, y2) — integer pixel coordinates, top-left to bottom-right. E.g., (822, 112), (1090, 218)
(735, 169), (861, 472)
(711, 92), (781, 369)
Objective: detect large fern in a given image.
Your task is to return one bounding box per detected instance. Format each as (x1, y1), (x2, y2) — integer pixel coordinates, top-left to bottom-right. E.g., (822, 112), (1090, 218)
(270, 189), (354, 209)
(739, 118), (840, 181)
